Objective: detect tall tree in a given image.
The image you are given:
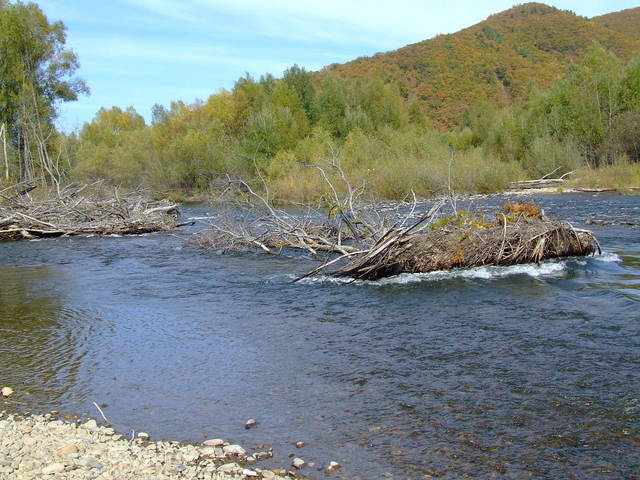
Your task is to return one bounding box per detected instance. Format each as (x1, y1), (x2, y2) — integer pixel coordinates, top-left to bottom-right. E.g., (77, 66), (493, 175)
(0, 0), (88, 184)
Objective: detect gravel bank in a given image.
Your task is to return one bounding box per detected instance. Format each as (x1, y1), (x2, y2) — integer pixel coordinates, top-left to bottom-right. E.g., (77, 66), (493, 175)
(0, 411), (307, 480)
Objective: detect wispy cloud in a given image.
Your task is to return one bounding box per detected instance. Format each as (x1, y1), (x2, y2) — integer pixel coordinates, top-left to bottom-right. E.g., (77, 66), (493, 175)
(119, 0), (202, 23)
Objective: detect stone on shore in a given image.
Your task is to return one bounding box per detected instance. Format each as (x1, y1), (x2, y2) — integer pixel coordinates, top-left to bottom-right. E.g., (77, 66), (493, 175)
(1, 387), (13, 397)
(42, 462), (65, 474)
(218, 462), (242, 474)
(80, 419), (98, 430)
(325, 460), (342, 473)
(0, 411), (297, 480)
(199, 446), (219, 458)
(223, 444), (246, 457)
(203, 438), (226, 447)
(55, 443), (78, 456)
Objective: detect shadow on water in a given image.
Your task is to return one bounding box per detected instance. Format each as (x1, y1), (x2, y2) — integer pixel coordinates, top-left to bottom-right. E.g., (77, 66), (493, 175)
(0, 194), (639, 479)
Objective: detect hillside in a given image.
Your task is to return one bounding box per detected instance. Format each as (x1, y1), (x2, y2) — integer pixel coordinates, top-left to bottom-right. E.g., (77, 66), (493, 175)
(593, 7), (640, 38)
(322, 3), (640, 128)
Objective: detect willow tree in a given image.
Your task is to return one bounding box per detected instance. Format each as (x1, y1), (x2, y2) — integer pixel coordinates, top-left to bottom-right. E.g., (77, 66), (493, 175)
(0, 0), (88, 186)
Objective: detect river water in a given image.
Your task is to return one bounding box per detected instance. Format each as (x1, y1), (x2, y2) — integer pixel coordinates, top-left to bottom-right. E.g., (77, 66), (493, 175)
(1, 193), (639, 479)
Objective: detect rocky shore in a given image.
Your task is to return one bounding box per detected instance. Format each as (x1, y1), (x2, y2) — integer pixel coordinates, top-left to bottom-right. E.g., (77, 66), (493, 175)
(0, 411), (321, 480)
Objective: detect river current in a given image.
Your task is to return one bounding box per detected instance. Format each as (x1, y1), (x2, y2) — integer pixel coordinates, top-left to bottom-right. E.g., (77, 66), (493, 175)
(1, 193), (639, 479)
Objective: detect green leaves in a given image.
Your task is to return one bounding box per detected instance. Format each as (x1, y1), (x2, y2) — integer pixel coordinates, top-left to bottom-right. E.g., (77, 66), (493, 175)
(0, 1), (88, 181)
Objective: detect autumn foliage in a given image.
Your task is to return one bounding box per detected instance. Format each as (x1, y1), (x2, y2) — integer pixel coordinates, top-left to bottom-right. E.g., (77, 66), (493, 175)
(501, 201), (543, 219)
(323, 3), (640, 128)
(7, 2), (639, 201)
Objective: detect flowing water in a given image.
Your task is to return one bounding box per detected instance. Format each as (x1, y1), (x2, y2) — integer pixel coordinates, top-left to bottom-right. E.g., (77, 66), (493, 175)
(1, 194), (639, 479)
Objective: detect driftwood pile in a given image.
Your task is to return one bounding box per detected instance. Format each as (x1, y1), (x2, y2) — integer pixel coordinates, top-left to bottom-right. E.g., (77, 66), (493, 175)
(192, 173), (372, 257)
(508, 168), (574, 190)
(189, 153), (602, 281)
(293, 201), (600, 281)
(329, 218), (599, 281)
(0, 183), (179, 241)
(193, 170), (600, 281)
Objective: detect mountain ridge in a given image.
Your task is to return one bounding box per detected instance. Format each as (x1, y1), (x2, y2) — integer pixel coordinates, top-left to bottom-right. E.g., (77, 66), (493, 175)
(593, 7), (640, 36)
(321, 3), (640, 127)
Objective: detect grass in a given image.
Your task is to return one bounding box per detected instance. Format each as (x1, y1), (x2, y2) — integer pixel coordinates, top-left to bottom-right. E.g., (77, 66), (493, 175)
(569, 161), (640, 192)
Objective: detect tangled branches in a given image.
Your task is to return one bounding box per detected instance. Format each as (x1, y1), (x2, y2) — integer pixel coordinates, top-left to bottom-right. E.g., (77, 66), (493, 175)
(327, 216), (600, 281)
(193, 160), (601, 282)
(192, 160), (416, 257)
(0, 182), (179, 241)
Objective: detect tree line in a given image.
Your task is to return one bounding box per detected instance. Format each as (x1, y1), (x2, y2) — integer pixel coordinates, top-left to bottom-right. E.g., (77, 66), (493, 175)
(2, 1), (639, 200)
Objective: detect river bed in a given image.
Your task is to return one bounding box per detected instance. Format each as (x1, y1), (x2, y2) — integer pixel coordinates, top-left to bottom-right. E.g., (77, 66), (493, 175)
(1, 193), (639, 479)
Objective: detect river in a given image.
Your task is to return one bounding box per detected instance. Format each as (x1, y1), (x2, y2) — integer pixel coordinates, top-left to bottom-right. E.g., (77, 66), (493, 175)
(1, 193), (638, 479)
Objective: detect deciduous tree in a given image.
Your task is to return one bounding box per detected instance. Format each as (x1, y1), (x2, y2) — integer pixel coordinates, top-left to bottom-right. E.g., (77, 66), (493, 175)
(0, 0), (88, 183)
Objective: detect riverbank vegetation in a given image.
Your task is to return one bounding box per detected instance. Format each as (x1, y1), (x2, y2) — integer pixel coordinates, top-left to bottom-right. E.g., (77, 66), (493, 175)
(1, 1), (639, 203)
(67, 43), (640, 200)
(0, 0), (88, 191)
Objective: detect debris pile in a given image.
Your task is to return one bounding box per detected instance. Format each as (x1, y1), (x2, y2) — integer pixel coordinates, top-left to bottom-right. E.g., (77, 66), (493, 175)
(0, 184), (179, 241)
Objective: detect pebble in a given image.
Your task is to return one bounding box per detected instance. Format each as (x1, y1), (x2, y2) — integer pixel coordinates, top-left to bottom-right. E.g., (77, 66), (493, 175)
(292, 457), (305, 469)
(245, 418), (258, 429)
(55, 443), (78, 456)
(137, 432), (150, 440)
(42, 462), (65, 474)
(76, 456), (102, 469)
(203, 438), (225, 447)
(223, 444), (246, 457)
(325, 461), (341, 473)
(80, 419), (98, 430)
(295, 441), (306, 448)
(0, 411), (294, 480)
(253, 450), (273, 460)
(1, 387), (14, 397)
(182, 451), (200, 463)
(218, 462), (241, 473)
(199, 446), (218, 458)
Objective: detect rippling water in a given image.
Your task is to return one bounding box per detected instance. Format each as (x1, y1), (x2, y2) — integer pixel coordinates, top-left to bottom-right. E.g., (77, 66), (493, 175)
(1, 194), (639, 479)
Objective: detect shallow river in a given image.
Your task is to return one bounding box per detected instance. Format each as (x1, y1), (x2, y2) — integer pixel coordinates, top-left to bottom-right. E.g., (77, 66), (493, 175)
(1, 194), (639, 479)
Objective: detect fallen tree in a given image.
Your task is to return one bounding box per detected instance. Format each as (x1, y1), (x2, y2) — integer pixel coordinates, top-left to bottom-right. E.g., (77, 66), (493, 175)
(0, 182), (179, 241)
(508, 168), (575, 190)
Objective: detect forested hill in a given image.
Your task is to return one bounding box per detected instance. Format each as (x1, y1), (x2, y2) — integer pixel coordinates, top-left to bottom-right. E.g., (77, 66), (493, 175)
(593, 7), (640, 37)
(322, 3), (640, 128)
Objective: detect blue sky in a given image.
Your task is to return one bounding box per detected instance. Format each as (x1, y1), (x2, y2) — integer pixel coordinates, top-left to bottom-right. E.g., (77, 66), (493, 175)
(35, 0), (639, 131)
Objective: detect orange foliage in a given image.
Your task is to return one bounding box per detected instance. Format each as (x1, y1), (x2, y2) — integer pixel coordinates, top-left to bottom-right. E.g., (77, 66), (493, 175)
(320, 3), (640, 128)
(501, 200), (542, 218)
(593, 7), (640, 37)
(451, 246), (465, 265)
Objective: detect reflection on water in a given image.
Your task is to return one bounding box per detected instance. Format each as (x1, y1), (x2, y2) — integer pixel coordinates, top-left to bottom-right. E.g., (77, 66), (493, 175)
(0, 194), (639, 479)
(0, 266), (91, 406)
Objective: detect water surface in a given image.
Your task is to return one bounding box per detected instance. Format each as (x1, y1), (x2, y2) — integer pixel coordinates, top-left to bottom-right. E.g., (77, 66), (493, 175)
(1, 194), (639, 479)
